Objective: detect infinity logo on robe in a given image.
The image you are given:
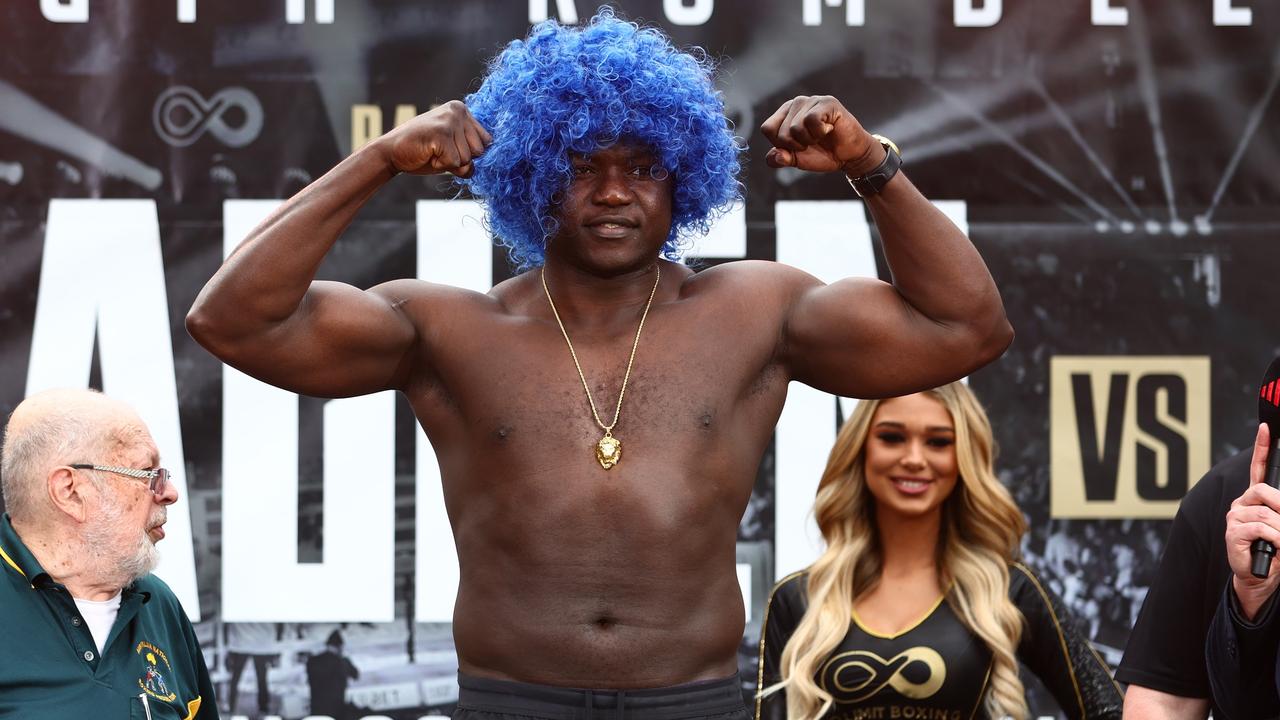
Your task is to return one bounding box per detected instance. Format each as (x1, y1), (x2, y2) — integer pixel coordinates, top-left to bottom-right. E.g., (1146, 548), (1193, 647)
(819, 647), (946, 703)
(152, 86), (263, 148)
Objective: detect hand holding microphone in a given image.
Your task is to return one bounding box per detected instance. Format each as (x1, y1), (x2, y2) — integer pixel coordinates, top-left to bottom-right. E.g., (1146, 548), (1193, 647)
(1248, 358), (1280, 578)
(1224, 358), (1280, 620)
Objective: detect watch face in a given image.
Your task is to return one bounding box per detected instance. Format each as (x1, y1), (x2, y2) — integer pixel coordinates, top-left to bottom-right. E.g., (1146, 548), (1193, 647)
(872, 134), (901, 157)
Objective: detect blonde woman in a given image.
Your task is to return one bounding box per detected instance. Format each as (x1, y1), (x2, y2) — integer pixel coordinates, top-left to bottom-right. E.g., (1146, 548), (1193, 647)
(756, 383), (1122, 720)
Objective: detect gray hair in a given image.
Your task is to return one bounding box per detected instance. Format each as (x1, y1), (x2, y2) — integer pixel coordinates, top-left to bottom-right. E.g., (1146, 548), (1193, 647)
(1, 391), (118, 523)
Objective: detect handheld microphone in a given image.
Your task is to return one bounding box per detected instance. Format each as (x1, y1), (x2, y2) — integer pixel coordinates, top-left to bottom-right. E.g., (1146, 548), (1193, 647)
(1249, 356), (1280, 578)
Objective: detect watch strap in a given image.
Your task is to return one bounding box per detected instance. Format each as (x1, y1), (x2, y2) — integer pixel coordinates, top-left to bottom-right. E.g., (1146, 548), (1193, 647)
(846, 134), (902, 198)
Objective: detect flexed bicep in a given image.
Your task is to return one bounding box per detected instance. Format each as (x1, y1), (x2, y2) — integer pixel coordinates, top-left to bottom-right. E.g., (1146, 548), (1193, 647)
(187, 98), (488, 400)
(192, 278), (424, 398)
(782, 275), (990, 399)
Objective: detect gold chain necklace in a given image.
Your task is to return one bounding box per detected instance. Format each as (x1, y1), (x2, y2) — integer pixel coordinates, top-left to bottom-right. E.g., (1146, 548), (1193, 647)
(542, 264), (660, 470)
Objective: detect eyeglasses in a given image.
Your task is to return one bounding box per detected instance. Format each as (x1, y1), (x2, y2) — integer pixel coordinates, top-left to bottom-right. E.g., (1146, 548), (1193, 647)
(70, 464), (170, 496)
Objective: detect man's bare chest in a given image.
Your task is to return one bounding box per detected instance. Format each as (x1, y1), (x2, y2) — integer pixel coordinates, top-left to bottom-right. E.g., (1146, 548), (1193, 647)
(409, 302), (789, 454)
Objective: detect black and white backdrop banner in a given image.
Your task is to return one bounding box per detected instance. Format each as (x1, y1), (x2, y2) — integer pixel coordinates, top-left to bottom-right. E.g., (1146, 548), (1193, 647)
(2, 1), (1278, 717)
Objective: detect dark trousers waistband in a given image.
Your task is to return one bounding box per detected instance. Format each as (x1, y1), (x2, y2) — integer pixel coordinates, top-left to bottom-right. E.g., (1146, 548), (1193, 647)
(456, 672), (748, 720)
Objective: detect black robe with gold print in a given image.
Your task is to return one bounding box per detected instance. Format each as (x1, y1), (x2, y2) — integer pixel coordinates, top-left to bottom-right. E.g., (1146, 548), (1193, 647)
(755, 563), (1122, 720)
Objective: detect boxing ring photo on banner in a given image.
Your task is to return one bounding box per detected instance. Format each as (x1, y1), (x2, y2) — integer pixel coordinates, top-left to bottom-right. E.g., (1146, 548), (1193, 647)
(2, 1), (1279, 719)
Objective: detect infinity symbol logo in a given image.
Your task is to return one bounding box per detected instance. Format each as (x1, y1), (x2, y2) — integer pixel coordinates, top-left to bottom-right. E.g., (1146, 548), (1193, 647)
(152, 86), (263, 148)
(820, 647), (946, 703)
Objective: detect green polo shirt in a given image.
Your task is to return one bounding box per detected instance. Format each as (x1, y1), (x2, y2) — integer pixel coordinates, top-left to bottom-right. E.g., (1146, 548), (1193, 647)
(0, 514), (217, 720)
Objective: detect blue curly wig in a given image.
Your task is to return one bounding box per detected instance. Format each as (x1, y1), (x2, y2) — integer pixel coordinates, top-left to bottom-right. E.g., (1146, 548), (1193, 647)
(462, 8), (743, 271)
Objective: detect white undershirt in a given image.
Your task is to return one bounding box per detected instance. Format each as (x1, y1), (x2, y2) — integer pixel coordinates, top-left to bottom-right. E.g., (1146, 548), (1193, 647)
(73, 592), (122, 654)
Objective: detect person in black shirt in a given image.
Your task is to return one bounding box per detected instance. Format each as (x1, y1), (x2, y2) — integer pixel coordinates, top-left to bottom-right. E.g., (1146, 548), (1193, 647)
(307, 629), (360, 720)
(756, 382), (1121, 720)
(1116, 447), (1254, 718)
(1205, 423), (1280, 720)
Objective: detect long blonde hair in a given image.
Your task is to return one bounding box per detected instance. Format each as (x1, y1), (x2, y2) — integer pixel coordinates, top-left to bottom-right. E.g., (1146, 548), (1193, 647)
(771, 382), (1029, 720)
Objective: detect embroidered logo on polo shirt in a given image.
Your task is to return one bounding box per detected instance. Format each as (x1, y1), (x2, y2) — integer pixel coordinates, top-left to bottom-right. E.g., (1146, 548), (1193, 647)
(820, 646), (946, 703)
(136, 640), (178, 702)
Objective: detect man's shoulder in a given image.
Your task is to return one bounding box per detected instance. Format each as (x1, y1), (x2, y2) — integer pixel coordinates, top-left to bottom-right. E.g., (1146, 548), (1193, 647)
(132, 574), (186, 615)
(679, 259), (818, 305)
(371, 277), (506, 319)
(688, 259), (810, 285)
(1179, 448), (1252, 519)
(133, 572), (174, 593)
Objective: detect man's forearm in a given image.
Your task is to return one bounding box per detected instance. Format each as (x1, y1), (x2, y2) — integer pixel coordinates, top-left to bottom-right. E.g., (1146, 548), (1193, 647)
(1122, 685), (1209, 720)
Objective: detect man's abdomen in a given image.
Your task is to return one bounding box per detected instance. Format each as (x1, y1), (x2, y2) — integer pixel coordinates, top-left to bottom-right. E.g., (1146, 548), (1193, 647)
(450, 528), (747, 688)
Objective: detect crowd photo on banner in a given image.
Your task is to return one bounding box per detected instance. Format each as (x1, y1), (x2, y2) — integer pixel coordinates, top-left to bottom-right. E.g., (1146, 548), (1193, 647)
(2, 0), (1279, 718)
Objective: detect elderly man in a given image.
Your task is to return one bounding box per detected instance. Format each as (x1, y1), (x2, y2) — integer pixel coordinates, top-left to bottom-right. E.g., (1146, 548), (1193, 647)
(0, 388), (217, 719)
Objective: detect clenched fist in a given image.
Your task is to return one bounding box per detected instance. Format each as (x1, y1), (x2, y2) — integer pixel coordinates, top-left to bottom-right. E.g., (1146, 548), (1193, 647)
(385, 100), (492, 178)
(760, 95), (882, 177)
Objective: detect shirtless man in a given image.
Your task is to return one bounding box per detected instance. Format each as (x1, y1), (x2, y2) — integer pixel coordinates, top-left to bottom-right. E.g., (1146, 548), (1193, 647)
(186, 11), (1012, 718)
